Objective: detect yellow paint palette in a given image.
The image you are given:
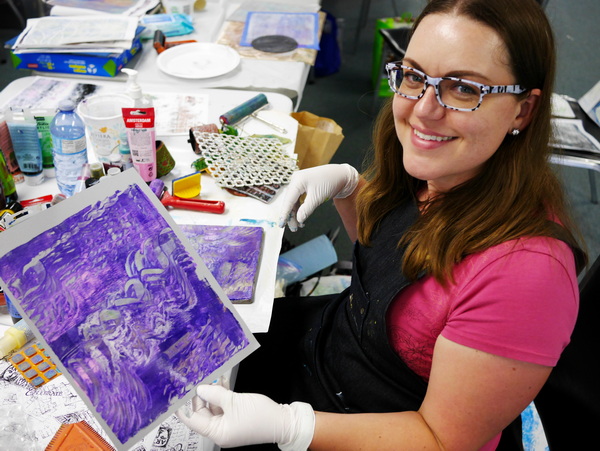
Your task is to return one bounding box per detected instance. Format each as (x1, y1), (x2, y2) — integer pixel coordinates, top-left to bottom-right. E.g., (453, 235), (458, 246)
(172, 172), (201, 198)
(10, 342), (61, 388)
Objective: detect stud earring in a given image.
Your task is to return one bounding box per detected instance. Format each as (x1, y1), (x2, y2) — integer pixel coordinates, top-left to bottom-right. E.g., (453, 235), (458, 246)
(510, 128), (520, 136)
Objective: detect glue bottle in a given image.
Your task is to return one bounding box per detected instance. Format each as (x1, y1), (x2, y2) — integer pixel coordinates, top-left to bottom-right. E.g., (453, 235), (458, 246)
(0, 319), (34, 358)
(123, 69), (153, 108)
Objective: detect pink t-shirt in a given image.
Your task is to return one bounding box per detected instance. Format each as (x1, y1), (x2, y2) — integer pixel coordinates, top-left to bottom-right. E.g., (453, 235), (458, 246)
(386, 236), (579, 450)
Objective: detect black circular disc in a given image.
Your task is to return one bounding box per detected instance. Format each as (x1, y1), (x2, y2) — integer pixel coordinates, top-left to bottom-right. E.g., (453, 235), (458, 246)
(251, 35), (298, 53)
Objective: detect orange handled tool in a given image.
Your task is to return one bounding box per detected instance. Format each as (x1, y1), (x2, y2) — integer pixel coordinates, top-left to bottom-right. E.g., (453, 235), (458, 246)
(149, 179), (225, 214)
(153, 30), (197, 54)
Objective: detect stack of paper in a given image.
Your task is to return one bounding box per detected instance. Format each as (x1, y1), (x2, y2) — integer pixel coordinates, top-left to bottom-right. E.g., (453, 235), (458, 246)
(12, 16), (140, 55)
(44, 0), (160, 17)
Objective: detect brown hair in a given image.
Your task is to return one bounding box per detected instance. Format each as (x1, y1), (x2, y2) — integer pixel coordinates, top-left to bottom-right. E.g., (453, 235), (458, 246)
(356, 0), (587, 283)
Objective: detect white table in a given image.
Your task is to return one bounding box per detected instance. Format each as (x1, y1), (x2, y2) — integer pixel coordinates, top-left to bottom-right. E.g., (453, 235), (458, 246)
(34, 0), (316, 108)
(0, 74), (297, 451)
(1, 75), (297, 333)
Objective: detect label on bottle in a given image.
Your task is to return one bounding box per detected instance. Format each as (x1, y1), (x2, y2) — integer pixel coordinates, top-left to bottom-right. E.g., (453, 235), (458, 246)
(54, 136), (86, 155)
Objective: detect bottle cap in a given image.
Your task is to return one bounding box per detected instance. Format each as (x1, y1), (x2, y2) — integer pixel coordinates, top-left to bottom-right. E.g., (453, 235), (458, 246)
(85, 177), (100, 188)
(24, 172), (45, 186)
(109, 153), (122, 164)
(122, 68), (142, 100)
(89, 162), (105, 179)
(107, 167), (121, 176)
(58, 99), (76, 112)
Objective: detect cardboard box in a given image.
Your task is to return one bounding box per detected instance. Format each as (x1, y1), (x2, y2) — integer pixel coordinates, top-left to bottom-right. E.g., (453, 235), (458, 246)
(371, 16), (413, 98)
(10, 37), (142, 78)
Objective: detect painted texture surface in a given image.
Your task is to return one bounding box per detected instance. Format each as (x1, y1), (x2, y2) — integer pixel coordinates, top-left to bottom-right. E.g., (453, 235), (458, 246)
(180, 224), (263, 304)
(0, 185), (251, 446)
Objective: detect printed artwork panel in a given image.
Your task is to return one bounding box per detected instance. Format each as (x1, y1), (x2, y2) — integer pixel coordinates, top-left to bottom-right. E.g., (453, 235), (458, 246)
(180, 224), (263, 303)
(0, 178), (255, 449)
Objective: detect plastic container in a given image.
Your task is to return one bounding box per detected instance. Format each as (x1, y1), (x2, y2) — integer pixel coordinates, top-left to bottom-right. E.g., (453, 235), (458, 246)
(162, 0), (194, 15)
(276, 235), (338, 286)
(77, 93), (133, 163)
(50, 100), (88, 197)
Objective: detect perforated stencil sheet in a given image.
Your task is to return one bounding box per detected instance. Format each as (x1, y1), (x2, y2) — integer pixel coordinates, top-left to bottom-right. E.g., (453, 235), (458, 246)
(192, 132), (298, 188)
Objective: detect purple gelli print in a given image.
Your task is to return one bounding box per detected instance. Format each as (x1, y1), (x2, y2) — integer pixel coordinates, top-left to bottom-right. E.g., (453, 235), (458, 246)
(0, 184), (250, 446)
(180, 224), (263, 304)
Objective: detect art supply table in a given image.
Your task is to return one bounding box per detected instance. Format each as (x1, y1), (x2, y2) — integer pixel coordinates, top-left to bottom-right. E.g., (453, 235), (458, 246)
(0, 75), (297, 450)
(1, 75), (296, 333)
(31, 0), (321, 108)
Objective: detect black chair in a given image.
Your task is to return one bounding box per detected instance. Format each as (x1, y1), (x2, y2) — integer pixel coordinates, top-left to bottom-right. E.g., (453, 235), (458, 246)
(532, 253), (600, 449)
(497, 252), (600, 450)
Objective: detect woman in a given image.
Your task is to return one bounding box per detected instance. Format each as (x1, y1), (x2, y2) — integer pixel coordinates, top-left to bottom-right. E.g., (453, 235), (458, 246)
(177, 0), (587, 449)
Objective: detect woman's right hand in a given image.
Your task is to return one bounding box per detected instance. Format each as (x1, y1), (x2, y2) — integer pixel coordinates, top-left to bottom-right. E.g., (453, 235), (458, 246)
(278, 164), (359, 231)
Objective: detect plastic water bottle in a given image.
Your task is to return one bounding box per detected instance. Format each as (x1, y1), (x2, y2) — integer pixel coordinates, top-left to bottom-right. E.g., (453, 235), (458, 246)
(50, 100), (88, 196)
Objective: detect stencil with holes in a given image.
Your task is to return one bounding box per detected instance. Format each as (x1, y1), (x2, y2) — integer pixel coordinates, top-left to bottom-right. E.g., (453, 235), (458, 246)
(192, 132), (298, 188)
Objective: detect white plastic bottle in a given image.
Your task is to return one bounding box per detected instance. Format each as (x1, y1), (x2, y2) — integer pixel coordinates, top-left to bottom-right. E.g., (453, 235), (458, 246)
(122, 68), (153, 108)
(50, 100), (88, 196)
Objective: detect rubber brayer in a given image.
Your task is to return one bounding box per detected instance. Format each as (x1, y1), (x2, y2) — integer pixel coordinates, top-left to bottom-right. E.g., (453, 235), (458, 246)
(149, 179), (225, 214)
(219, 94), (287, 133)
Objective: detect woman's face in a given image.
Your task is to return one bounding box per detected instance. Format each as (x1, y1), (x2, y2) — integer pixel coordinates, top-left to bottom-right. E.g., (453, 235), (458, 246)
(393, 13), (532, 195)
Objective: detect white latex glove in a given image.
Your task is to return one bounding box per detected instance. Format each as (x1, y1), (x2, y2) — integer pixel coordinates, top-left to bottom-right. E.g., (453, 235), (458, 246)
(176, 385), (315, 450)
(279, 163), (360, 231)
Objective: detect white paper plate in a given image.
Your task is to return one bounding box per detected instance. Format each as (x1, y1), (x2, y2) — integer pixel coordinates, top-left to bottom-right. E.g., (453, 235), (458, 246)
(157, 43), (241, 79)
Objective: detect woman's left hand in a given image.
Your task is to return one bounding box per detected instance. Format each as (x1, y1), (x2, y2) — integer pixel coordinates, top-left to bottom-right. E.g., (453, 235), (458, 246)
(176, 384), (315, 450)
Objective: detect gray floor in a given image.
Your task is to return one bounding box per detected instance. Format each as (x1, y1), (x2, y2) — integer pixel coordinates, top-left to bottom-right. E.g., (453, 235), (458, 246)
(1, 0), (599, 271)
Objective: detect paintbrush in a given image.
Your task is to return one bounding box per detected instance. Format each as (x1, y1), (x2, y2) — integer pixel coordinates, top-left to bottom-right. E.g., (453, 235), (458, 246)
(149, 179), (225, 214)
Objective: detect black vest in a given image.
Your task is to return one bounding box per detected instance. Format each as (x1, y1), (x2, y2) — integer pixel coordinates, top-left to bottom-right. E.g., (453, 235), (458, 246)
(299, 200), (428, 413)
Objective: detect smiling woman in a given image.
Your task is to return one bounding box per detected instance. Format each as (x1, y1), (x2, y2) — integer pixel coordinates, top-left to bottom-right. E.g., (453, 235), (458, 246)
(175, 1), (588, 450)
(390, 12), (539, 198)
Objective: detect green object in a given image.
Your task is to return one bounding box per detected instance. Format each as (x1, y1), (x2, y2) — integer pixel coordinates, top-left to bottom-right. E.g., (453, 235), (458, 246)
(33, 114), (55, 171)
(220, 124), (239, 136)
(371, 16), (414, 98)
(191, 157), (208, 173)
(249, 134), (292, 145)
(0, 150), (17, 203)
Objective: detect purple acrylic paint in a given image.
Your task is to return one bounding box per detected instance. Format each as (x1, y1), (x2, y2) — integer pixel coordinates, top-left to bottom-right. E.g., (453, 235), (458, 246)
(179, 224), (263, 304)
(0, 184), (251, 446)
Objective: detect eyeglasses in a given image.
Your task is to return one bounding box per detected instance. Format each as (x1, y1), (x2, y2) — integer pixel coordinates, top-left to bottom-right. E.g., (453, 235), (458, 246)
(385, 63), (527, 112)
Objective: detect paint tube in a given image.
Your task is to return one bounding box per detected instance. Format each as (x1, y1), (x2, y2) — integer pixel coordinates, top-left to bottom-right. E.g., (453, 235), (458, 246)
(5, 109), (44, 186)
(0, 111), (20, 174)
(31, 108), (57, 178)
(122, 107), (157, 182)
